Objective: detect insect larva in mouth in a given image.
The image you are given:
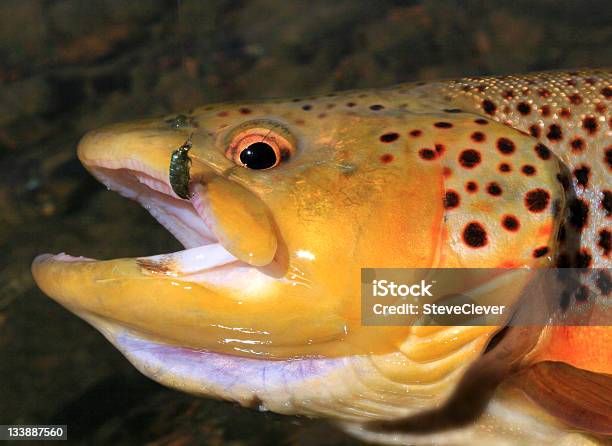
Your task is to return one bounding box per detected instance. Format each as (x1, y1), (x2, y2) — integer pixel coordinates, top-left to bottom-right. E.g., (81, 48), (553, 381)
(169, 138), (193, 199)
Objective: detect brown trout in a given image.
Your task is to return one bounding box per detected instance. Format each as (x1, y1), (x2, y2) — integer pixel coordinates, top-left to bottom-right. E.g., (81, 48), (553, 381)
(32, 70), (611, 445)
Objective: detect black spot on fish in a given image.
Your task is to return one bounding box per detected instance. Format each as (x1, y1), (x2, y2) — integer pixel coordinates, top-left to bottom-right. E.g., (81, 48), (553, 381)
(463, 222), (487, 248)
(574, 285), (589, 302)
(569, 198), (589, 230)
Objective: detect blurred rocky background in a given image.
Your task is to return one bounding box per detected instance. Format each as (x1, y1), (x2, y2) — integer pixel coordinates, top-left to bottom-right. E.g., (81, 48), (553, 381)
(0, 1), (611, 444)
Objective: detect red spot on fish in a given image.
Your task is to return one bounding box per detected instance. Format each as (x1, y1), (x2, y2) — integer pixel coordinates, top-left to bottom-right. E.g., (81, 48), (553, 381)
(525, 189), (550, 213)
(560, 108), (571, 119)
(435, 144), (445, 155)
(502, 215), (520, 232)
(217, 111), (229, 117)
(239, 107), (252, 114)
(538, 223), (552, 237)
(380, 153), (394, 164)
(409, 129), (422, 137)
(497, 137), (515, 155)
(346, 102), (356, 107)
(502, 90), (514, 99)
(541, 105), (551, 117)
(443, 167), (452, 177)
(466, 181), (478, 193)
(538, 89), (551, 98)
(463, 222), (488, 248)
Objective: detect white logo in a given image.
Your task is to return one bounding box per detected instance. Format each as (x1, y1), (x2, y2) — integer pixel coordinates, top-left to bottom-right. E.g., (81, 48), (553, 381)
(372, 279), (434, 297)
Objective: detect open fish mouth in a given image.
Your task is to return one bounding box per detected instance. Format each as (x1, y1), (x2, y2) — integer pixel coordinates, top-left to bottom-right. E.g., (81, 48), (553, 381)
(36, 161), (242, 270)
(30, 133), (359, 414)
(31, 124), (326, 359)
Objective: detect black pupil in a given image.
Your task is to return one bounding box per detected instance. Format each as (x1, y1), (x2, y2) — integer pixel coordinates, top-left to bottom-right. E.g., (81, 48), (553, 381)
(239, 142), (277, 169)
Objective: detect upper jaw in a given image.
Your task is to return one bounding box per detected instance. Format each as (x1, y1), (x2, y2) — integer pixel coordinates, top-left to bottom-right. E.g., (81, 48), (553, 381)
(31, 122), (288, 355)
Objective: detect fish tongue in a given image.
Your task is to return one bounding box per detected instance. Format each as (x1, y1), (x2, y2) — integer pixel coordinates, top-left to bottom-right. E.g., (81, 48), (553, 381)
(191, 178), (277, 266)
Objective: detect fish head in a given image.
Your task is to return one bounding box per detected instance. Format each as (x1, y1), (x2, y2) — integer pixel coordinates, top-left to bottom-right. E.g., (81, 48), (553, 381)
(32, 91), (565, 418)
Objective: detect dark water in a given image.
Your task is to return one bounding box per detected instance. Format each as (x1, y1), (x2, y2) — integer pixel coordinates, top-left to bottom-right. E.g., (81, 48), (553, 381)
(0, 1), (611, 444)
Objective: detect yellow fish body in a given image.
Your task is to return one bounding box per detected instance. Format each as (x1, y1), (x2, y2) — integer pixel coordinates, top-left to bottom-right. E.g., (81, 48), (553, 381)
(32, 70), (611, 445)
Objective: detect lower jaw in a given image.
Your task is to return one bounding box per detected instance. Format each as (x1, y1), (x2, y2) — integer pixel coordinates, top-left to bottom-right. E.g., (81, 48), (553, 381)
(83, 311), (496, 424)
(80, 311), (351, 415)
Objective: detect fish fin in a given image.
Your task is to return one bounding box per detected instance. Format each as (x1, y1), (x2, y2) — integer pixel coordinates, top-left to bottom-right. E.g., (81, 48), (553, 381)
(533, 326), (612, 375)
(516, 361), (612, 435)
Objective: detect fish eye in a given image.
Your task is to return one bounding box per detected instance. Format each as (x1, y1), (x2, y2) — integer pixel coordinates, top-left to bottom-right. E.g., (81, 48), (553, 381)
(227, 127), (293, 170)
(239, 142), (278, 169)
